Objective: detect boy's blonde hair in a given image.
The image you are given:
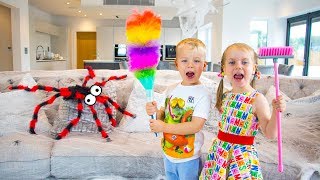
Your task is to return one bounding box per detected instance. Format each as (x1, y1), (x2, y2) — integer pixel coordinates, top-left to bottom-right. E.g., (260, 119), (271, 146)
(175, 38), (207, 62)
(215, 43), (259, 111)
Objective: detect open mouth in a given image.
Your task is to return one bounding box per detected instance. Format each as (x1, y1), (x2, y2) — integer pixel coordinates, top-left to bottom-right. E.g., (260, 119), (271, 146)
(186, 71), (195, 78)
(233, 73), (244, 80)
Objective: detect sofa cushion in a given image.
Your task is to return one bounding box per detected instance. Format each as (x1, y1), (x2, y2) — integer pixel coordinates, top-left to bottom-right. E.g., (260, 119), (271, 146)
(50, 130), (164, 179)
(278, 64), (294, 76)
(0, 72), (27, 92)
(0, 90), (52, 136)
(0, 133), (53, 180)
(264, 85), (292, 105)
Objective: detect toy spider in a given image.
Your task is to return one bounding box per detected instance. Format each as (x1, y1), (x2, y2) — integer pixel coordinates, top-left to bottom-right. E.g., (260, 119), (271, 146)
(10, 66), (136, 141)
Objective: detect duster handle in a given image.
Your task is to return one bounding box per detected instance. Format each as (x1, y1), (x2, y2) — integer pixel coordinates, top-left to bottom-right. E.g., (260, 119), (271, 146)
(146, 89), (158, 137)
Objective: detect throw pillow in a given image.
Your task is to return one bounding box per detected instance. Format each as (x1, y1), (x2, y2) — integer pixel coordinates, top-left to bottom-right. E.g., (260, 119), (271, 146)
(290, 93), (320, 104)
(51, 77), (117, 135)
(264, 85), (292, 105)
(119, 80), (165, 132)
(0, 72), (26, 92)
(0, 90), (52, 136)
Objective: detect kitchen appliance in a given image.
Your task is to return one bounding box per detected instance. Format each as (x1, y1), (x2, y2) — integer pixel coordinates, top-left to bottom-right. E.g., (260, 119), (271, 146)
(165, 45), (176, 60)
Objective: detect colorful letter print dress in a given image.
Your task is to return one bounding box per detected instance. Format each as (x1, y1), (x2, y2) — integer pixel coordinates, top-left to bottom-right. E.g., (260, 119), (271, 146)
(200, 91), (263, 180)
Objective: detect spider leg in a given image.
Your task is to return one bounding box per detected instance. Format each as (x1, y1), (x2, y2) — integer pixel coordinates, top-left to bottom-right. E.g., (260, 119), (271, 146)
(95, 75), (127, 87)
(30, 93), (61, 134)
(10, 85), (60, 93)
(55, 99), (83, 140)
(102, 100), (117, 127)
(82, 66), (95, 87)
(88, 105), (111, 142)
(106, 96), (136, 118)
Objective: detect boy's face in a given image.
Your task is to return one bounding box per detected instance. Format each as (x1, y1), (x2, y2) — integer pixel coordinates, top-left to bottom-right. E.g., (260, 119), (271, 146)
(175, 44), (207, 86)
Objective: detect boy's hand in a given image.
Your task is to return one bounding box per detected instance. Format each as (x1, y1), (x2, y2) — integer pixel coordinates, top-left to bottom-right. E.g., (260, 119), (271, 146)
(146, 101), (158, 116)
(149, 119), (165, 132)
(272, 95), (286, 112)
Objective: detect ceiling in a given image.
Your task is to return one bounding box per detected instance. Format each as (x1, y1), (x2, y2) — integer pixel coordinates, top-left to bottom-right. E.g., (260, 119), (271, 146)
(28, 0), (181, 20)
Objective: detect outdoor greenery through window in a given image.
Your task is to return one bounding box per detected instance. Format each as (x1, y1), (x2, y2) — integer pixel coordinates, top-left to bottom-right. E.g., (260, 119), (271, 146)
(249, 20), (268, 65)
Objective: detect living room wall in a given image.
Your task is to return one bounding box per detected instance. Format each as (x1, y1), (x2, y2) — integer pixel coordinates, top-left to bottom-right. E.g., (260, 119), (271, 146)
(222, 0), (320, 55)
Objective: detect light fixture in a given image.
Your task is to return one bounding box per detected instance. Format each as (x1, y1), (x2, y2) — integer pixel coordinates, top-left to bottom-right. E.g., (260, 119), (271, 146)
(99, 13), (102, 16)
(66, 2), (70, 5)
(84, 14), (87, 17)
(78, 10), (81, 13)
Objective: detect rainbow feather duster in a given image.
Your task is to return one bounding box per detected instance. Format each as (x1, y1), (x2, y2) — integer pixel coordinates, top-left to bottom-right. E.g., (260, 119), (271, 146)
(126, 9), (161, 136)
(126, 9), (161, 94)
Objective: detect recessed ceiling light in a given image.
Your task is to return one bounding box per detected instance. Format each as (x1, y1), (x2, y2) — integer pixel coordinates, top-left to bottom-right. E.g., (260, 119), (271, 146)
(66, 2), (70, 5)
(99, 13), (102, 16)
(78, 10), (81, 13)
(84, 14), (87, 17)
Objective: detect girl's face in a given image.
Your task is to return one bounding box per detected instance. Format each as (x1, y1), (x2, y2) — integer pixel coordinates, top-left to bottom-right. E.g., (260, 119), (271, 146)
(223, 48), (256, 92)
(175, 44), (207, 86)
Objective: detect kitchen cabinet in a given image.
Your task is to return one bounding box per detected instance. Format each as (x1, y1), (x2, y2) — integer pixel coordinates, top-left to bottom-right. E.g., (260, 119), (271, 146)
(35, 21), (61, 36)
(113, 27), (126, 44)
(164, 28), (182, 45)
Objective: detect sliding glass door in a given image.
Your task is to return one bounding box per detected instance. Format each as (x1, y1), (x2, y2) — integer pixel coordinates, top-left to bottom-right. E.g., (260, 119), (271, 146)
(309, 17), (320, 77)
(286, 10), (320, 77)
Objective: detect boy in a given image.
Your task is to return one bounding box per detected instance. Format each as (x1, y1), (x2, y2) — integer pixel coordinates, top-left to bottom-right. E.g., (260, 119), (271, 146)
(146, 38), (211, 180)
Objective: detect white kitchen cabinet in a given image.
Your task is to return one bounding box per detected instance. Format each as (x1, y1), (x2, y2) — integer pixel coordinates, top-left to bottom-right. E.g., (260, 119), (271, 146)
(97, 27), (114, 60)
(113, 27), (126, 44)
(164, 28), (182, 45)
(35, 21), (61, 36)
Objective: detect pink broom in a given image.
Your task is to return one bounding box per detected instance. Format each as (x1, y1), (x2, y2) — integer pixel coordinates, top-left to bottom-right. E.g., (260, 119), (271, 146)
(258, 46), (294, 172)
(126, 9), (162, 136)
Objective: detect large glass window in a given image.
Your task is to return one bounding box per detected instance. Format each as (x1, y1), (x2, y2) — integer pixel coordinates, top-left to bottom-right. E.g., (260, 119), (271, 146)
(287, 10), (320, 77)
(250, 20), (268, 65)
(198, 23), (212, 71)
(198, 23), (212, 62)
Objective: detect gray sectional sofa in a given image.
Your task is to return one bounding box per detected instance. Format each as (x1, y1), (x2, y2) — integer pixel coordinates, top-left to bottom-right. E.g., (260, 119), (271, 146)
(0, 69), (319, 179)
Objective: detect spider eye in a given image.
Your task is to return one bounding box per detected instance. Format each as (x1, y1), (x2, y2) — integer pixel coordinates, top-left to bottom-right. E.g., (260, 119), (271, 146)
(84, 94), (96, 105)
(90, 85), (102, 96)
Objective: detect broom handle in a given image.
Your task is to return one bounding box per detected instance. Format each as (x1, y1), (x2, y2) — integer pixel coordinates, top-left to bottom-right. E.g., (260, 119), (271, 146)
(273, 59), (283, 172)
(146, 89), (158, 137)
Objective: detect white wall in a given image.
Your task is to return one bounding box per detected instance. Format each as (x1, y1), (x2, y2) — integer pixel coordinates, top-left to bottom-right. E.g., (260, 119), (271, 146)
(221, 0), (320, 58)
(277, 0), (320, 18)
(0, 0), (30, 71)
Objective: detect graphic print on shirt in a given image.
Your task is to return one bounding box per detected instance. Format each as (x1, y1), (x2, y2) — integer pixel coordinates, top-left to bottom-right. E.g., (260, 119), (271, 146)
(162, 95), (195, 158)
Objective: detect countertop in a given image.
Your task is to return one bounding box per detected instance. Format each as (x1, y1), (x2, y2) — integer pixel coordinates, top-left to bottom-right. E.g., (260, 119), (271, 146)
(84, 60), (119, 63)
(36, 59), (67, 62)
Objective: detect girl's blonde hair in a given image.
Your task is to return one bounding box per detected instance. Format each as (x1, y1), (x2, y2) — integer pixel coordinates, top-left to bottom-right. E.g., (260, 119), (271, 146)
(215, 43), (259, 111)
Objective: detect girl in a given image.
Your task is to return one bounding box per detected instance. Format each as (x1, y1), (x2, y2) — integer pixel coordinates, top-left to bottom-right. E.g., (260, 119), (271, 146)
(200, 43), (286, 179)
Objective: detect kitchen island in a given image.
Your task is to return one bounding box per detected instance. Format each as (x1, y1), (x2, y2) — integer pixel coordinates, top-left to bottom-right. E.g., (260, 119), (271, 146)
(83, 60), (123, 70)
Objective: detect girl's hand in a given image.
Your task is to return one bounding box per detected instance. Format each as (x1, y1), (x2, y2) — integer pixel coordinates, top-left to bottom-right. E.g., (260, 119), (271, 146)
(149, 119), (165, 132)
(146, 101), (158, 116)
(272, 95), (286, 112)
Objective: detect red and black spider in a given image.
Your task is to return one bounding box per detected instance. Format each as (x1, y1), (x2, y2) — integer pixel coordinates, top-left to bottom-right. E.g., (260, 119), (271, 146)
(9, 66), (136, 141)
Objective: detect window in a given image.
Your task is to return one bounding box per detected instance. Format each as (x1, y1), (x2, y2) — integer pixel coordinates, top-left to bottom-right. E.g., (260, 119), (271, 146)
(250, 20), (268, 65)
(198, 23), (212, 63)
(286, 10), (320, 77)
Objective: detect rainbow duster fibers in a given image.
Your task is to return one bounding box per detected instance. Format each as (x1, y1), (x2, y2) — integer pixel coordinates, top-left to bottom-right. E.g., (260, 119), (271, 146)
(126, 9), (161, 135)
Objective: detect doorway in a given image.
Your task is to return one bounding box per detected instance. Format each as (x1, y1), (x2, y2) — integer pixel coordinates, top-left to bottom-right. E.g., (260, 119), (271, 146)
(76, 32), (96, 69)
(0, 4), (13, 71)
